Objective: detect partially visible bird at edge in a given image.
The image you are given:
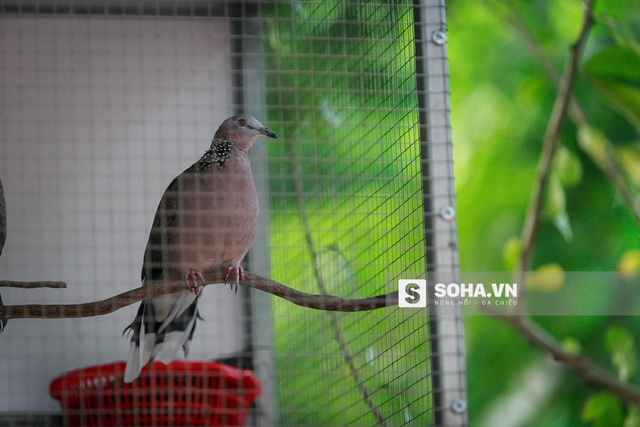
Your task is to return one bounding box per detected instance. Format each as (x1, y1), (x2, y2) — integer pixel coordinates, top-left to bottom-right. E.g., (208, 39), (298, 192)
(124, 114), (277, 383)
(0, 178), (7, 333)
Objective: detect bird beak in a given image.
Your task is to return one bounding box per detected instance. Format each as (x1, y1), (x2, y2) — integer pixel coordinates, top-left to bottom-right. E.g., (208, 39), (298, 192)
(258, 127), (278, 139)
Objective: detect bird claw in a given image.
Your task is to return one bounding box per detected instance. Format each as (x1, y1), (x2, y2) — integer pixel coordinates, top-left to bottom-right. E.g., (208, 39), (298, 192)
(185, 269), (205, 294)
(225, 266), (244, 294)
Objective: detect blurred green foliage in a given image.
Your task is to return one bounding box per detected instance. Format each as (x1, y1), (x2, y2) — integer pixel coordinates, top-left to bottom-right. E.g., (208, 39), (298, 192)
(448, 0), (640, 425)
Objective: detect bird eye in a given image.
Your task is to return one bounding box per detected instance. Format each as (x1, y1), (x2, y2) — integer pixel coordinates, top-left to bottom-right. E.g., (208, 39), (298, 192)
(238, 118), (247, 126)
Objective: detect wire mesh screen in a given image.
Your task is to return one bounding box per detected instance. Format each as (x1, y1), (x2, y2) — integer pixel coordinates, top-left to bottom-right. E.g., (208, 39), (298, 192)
(0, 1), (465, 426)
(264, 2), (436, 426)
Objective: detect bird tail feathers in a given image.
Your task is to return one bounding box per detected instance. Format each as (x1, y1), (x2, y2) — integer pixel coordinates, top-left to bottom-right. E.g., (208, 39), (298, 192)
(123, 291), (201, 383)
(0, 293), (6, 333)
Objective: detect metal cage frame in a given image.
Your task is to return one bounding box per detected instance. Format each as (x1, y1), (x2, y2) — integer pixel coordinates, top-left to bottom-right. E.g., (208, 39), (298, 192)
(0, 1), (467, 426)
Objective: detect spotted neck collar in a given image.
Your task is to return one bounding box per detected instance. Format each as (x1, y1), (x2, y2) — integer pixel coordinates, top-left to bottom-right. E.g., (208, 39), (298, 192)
(197, 139), (233, 170)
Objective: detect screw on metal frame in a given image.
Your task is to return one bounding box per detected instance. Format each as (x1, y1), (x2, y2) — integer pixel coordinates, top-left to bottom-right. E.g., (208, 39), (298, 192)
(432, 30), (447, 45)
(450, 398), (467, 414)
(439, 206), (456, 220)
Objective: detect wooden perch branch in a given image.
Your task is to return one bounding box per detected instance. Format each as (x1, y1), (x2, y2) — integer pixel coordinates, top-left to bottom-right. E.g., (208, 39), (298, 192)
(0, 268), (398, 319)
(0, 280), (67, 289)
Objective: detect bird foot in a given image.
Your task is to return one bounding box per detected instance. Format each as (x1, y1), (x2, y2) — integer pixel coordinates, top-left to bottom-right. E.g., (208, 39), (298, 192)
(225, 266), (244, 294)
(185, 269), (205, 294)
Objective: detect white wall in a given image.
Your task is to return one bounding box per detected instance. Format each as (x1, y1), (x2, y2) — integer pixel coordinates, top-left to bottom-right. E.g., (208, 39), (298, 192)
(0, 15), (246, 413)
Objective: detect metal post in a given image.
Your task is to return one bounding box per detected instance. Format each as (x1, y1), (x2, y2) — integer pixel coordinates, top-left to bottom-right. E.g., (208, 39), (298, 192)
(231, 4), (279, 426)
(413, 0), (468, 425)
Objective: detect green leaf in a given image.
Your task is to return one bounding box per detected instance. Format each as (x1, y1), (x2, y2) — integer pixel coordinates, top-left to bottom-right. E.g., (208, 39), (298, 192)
(577, 125), (609, 166)
(624, 406), (640, 427)
(596, 15), (640, 56)
(618, 248), (640, 280)
(527, 263), (565, 292)
(584, 46), (640, 82)
(595, 0), (640, 21)
(587, 76), (640, 130)
(543, 173), (566, 219)
(605, 326), (637, 382)
(584, 46), (640, 130)
(543, 173), (573, 241)
(502, 236), (522, 271)
(550, 0), (586, 42)
(554, 146), (583, 188)
(616, 144), (640, 185)
(561, 337), (582, 355)
(582, 392), (624, 427)
(553, 212), (574, 242)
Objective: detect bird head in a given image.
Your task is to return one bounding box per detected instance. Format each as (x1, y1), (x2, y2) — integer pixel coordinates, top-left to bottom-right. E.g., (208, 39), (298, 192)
(214, 114), (278, 150)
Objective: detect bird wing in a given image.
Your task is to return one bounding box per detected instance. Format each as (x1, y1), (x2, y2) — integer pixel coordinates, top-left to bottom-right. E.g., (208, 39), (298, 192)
(0, 179), (6, 256)
(0, 180), (7, 333)
(125, 167), (202, 383)
(141, 175), (180, 285)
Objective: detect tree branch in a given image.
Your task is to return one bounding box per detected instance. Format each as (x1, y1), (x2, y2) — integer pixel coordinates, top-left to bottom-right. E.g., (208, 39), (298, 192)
(0, 268), (398, 319)
(498, 0), (640, 225)
(486, 0), (640, 410)
(502, 315), (640, 407)
(0, 280), (67, 289)
(516, 0), (597, 301)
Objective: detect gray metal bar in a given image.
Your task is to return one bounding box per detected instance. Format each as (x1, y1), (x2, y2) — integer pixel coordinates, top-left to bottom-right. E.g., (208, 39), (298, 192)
(413, 0), (468, 425)
(234, 7), (279, 427)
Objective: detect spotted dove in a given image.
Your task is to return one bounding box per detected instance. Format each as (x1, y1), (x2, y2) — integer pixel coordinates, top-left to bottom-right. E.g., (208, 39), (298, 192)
(124, 114), (277, 382)
(0, 178), (6, 332)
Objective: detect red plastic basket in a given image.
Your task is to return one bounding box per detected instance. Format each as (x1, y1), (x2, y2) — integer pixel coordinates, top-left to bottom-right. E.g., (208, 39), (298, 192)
(50, 360), (261, 427)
